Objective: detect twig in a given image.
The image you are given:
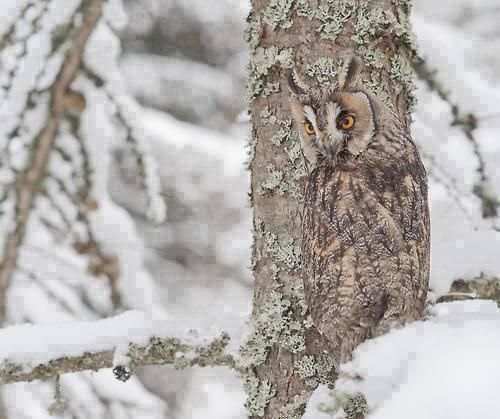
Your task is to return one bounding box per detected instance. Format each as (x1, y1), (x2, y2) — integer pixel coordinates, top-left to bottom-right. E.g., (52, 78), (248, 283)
(0, 317), (241, 386)
(414, 59), (499, 218)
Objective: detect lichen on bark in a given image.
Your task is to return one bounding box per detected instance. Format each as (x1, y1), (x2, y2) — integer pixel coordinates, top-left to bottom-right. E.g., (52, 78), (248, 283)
(246, 46), (294, 102)
(263, 0), (295, 30)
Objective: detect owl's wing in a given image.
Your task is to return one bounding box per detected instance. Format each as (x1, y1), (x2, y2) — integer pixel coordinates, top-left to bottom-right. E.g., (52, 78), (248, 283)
(301, 166), (429, 360)
(303, 169), (409, 266)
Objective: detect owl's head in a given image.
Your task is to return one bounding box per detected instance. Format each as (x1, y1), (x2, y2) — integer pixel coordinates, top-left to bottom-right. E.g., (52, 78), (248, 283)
(288, 57), (379, 163)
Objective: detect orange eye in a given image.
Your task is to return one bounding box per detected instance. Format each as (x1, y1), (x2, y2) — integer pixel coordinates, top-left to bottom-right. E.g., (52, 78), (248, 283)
(303, 121), (315, 135)
(340, 115), (355, 130)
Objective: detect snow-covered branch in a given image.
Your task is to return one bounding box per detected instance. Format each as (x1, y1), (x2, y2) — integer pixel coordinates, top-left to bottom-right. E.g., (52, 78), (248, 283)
(0, 0), (104, 321)
(414, 58), (499, 219)
(0, 311), (239, 386)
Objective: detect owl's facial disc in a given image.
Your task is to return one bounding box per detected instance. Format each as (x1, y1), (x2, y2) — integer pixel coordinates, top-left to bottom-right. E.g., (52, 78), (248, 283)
(289, 88), (375, 165)
(301, 103), (350, 160)
(321, 92), (375, 160)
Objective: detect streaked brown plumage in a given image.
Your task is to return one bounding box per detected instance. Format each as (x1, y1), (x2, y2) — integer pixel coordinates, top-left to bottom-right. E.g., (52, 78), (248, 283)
(289, 58), (430, 365)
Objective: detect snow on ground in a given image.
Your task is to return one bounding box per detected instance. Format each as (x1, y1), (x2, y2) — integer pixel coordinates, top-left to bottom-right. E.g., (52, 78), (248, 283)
(325, 300), (500, 419)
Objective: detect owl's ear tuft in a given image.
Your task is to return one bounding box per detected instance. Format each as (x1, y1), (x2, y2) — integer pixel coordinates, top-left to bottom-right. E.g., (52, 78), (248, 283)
(287, 69), (309, 96)
(339, 56), (363, 89)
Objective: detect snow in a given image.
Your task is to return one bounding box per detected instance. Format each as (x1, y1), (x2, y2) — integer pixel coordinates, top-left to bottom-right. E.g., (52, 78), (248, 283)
(1, 0), (500, 418)
(325, 300), (500, 419)
(0, 307), (246, 377)
(0, 311), (150, 367)
(120, 53), (244, 129)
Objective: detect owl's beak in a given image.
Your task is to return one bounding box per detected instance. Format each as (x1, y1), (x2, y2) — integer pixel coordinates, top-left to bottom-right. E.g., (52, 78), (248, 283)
(325, 135), (345, 160)
(323, 118), (346, 161)
(326, 144), (339, 160)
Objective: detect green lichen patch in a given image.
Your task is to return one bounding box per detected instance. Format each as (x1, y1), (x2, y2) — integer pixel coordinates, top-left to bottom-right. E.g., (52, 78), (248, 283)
(240, 270), (307, 371)
(288, 280), (308, 316)
(280, 391), (311, 419)
(244, 375), (276, 417)
(280, 324), (306, 354)
(316, 354), (336, 385)
(357, 45), (385, 69)
(256, 110), (306, 205)
(294, 355), (316, 379)
(363, 77), (392, 108)
(345, 395), (368, 419)
(270, 121), (294, 145)
(125, 333), (232, 372)
(241, 290), (291, 366)
(258, 166), (285, 195)
(390, 54), (417, 110)
(351, 4), (385, 45)
(352, 3), (418, 56)
(254, 216), (265, 236)
(294, 353), (336, 388)
(271, 262), (281, 282)
(392, 11), (419, 57)
(314, 0), (356, 41)
(285, 140), (302, 165)
(257, 166), (304, 203)
(318, 391), (368, 418)
(0, 360), (24, 382)
(263, 82), (281, 97)
(392, 0), (412, 7)
(245, 128), (257, 171)
(245, 11), (262, 49)
(305, 57), (337, 85)
(246, 47), (293, 102)
(264, 231), (301, 271)
(390, 54), (415, 90)
(263, 0), (295, 30)
(294, 0), (313, 18)
(448, 275), (500, 303)
(260, 106), (278, 126)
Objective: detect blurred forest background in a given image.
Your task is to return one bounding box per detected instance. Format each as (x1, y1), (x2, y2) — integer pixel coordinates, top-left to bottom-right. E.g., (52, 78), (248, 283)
(116, 1), (251, 417)
(2, 0), (500, 418)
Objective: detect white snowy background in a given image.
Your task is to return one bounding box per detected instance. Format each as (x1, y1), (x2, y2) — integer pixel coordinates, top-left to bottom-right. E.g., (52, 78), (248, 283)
(1, 0), (500, 418)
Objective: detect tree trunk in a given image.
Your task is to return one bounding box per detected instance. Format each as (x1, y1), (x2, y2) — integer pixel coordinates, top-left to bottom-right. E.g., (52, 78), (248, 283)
(245, 0), (418, 417)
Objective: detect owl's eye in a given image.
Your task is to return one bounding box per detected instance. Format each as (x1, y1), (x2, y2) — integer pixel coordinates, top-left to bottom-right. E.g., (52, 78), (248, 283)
(303, 121), (316, 135)
(340, 115), (355, 130)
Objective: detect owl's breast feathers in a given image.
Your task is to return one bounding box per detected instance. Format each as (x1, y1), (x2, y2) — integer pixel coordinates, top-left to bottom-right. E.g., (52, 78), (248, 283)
(301, 141), (430, 364)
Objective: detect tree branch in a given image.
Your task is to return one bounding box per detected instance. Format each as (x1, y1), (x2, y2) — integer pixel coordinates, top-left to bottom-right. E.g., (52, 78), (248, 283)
(0, 0), (104, 322)
(0, 311), (240, 386)
(414, 59), (499, 219)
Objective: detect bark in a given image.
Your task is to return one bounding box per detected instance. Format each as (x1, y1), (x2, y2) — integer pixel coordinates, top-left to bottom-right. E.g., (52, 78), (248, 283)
(0, 0), (104, 322)
(246, 0), (417, 417)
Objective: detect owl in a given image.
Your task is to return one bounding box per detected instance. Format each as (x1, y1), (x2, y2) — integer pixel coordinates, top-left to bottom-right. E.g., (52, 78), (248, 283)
(288, 57), (430, 366)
